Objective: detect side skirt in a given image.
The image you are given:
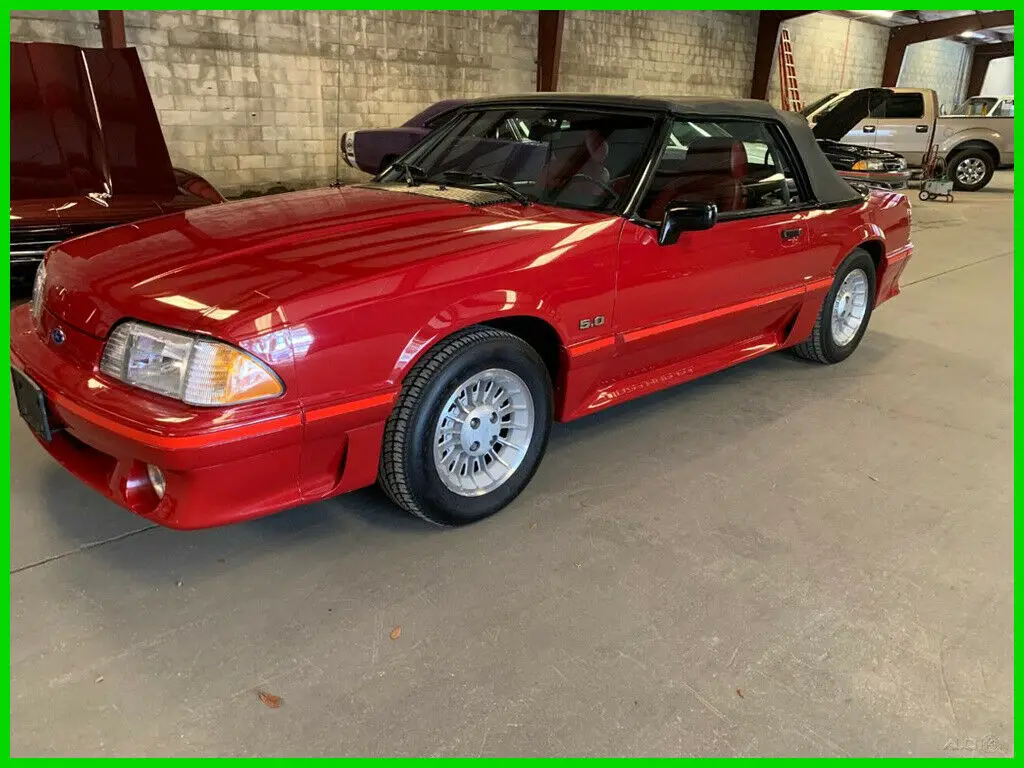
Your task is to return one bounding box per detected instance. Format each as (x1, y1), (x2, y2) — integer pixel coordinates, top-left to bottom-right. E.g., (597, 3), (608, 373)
(563, 330), (783, 420)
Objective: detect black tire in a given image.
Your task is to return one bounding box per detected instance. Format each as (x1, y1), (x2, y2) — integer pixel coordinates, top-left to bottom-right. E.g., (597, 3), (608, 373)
(792, 248), (876, 364)
(378, 326), (553, 526)
(947, 148), (994, 191)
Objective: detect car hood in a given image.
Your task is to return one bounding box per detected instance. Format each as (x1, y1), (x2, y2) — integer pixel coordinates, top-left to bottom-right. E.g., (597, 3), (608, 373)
(811, 88), (892, 141)
(11, 41), (177, 201)
(43, 184), (609, 340)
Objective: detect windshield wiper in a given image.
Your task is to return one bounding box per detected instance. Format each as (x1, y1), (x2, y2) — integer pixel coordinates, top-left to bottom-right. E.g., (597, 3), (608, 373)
(391, 161), (426, 186)
(431, 170), (531, 206)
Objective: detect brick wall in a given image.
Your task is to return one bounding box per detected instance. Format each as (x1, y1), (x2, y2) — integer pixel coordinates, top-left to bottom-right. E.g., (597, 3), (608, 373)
(897, 38), (972, 110)
(10, 10), (99, 47)
(11, 10), (537, 195)
(768, 13), (889, 108)
(559, 11), (759, 98)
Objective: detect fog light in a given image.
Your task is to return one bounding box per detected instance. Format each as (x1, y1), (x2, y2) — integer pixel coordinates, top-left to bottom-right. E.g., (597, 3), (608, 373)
(147, 464), (166, 499)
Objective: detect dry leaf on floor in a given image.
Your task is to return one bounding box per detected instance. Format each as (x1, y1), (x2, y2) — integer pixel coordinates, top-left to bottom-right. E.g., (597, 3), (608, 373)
(736, 688), (744, 698)
(257, 690), (282, 708)
(390, 625), (402, 640)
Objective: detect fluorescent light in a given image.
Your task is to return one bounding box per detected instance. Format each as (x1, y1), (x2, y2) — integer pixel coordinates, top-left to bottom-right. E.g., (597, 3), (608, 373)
(959, 30), (984, 39)
(851, 10), (895, 19)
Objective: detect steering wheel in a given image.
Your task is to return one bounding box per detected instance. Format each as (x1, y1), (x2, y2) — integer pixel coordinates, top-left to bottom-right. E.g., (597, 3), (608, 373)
(562, 173), (620, 204)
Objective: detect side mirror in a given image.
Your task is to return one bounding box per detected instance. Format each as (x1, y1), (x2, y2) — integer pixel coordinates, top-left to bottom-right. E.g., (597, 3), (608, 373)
(658, 202), (717, 246)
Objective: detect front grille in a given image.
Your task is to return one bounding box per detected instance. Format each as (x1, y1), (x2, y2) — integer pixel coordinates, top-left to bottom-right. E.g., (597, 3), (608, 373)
(10, 224), (103, 265)
(10, 226), (72, 265)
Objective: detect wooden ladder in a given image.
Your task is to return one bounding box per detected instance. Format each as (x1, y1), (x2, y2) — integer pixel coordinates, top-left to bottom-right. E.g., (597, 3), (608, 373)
(777, 29), (803, 112)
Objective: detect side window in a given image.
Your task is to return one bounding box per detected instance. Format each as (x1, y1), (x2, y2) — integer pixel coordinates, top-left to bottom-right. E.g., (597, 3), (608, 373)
(876, 93), (925, 119)
(638, 118), (804, 221)
(996, 99), (1014, 117)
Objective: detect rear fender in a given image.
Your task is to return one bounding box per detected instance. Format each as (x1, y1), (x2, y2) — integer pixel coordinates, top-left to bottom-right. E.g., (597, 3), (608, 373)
(938, 128), (1005, 162)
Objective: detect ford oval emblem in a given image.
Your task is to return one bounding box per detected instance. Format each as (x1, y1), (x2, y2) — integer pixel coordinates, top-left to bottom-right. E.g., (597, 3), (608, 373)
(50, 327), (66, 345)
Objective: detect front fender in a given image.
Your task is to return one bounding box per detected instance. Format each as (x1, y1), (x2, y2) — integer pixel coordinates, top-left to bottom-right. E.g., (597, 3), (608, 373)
(387, 289), (572, 384)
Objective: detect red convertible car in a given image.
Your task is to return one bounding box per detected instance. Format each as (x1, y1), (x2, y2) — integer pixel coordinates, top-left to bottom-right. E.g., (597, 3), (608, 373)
(11, 95), (913, 529)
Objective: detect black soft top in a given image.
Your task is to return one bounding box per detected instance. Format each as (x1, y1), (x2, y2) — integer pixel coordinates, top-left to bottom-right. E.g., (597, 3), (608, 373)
(459, 93), (861, 208)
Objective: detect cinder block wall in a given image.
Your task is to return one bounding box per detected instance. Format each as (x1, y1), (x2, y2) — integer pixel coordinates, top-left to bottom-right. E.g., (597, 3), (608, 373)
(11, 10), (537, 195)
(767, 14), (888, 107)
(898, 39), (972, 110)
(559, 11), (759, 98)
(10, 10), (979, 196)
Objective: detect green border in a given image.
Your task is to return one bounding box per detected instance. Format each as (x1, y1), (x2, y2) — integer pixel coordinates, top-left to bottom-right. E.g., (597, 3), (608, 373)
(4, 4), (1018, 758)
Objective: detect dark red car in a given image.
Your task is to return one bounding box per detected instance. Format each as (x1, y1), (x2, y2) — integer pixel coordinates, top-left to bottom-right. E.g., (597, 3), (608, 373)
(10, 41), (223, 288)
(11, 94), (913, 529)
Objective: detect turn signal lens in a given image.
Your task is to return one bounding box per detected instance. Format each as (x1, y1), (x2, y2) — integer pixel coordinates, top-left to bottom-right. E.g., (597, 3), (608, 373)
(852, 159), (885, 172)
(184, 341), (284, 405)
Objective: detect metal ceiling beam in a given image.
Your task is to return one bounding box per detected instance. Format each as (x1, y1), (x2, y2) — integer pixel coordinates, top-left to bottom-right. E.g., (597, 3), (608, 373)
(536, 10), (565, 92)
(98, 10), (126, 49)
(749, 11), (816, 100)
(881, 10), (1014, 85)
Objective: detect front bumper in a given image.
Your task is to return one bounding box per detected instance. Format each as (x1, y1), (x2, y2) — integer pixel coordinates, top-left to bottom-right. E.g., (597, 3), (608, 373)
(838, 169), (911, 189)
(10, 305), (393, 529)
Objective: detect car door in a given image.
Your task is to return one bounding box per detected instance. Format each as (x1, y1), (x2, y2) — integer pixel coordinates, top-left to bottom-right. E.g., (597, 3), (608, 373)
(613, 117), (828, 375)
(871, 91), (931, 166)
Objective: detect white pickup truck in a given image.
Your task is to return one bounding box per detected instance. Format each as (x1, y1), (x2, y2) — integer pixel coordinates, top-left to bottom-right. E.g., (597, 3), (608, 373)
(947, 95), (1014, 118)
(802, 87), (1013, 191)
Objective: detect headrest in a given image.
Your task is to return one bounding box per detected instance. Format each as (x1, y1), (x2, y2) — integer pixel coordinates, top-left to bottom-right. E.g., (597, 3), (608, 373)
(683, 137), (747, 179)
(584, 130), (609, 164)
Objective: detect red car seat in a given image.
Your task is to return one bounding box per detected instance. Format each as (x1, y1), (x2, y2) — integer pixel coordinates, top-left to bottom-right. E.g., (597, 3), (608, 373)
(646, 138), (748, 221)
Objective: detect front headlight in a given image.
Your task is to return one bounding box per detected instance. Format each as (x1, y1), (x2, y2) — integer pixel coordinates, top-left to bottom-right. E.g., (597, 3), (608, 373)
(31, 261), (47, 323)
(852, 159), (886, 172)
(100, 321), (284, 406)
(342, 131), (357, 167)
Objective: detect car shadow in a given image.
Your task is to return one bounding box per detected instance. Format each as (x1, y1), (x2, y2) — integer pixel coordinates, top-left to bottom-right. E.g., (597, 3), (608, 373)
(32, 336), (901, 585)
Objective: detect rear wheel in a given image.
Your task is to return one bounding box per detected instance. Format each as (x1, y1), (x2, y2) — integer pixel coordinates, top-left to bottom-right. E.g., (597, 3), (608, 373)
(379, 326), (552, 526)
(948, 148), (994, 191)
(792, 249), (876, 364)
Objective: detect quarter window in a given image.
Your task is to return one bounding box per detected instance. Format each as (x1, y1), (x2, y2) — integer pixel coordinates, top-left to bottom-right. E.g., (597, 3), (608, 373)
(638, 118), (803, 221)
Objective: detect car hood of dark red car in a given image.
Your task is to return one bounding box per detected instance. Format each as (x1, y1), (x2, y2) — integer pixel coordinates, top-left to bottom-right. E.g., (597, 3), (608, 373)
(11, 41), (177, 201)
(811, 88), (893, 142)
(43, 185), (614, 340)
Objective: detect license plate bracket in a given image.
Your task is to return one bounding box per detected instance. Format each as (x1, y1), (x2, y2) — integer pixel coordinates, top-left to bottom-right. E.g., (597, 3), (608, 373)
(11, 368), (53, 442)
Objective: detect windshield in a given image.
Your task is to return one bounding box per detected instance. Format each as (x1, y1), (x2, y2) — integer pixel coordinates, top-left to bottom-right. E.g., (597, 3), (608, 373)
(801, 92), (839, 117)
(951, 97), (998, 116)
(377, 107), (658, 212)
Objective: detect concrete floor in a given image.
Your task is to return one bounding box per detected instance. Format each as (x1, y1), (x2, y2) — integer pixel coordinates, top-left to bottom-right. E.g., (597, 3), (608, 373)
(11, 173), (1013, 757)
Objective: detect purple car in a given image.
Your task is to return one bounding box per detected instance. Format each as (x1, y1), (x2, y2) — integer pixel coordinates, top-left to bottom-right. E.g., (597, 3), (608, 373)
(341, 99), (468, 175)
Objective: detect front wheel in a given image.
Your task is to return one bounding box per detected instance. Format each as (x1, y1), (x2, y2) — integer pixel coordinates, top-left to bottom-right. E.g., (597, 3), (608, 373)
(792, 249), (876, 364)
(379, 326), (552, 526)
(948, 148), (994, 191)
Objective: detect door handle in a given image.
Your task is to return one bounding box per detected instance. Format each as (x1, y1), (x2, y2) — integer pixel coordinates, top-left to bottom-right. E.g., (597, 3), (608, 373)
(915, 124), (929, 133)
(862, 125), (876, 134)
(781, 227), (803, 240)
